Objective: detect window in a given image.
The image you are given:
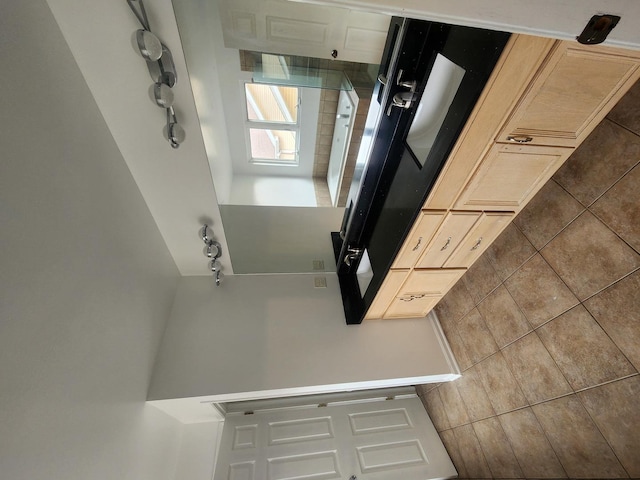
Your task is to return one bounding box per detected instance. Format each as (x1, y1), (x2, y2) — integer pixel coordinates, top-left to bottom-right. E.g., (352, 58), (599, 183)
(245, 83), (300, 165)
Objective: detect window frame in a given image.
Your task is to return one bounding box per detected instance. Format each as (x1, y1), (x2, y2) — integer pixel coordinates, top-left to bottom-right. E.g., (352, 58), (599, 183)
(244, 82), (301, 167)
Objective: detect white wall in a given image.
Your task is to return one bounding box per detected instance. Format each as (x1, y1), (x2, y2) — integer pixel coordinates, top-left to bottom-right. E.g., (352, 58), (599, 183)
(148, 275), (458, 402)
(0, 1), (188, 478)
(229, 175), (317, 206)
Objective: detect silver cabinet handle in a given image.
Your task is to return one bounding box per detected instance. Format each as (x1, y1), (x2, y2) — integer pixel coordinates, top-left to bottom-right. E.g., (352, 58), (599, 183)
(412, 236), (423, 251)
(440, 236), (452, 251)
(507, 135), (533, 143)
(399, 293), (426, 302)
(471, 237), (483, 250)
(377, 74), (388, 85)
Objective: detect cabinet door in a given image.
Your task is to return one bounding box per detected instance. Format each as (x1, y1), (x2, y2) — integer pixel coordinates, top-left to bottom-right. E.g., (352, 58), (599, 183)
(384, 269), (465, 319)
(392, 211), (446, 269)
(454, 143), (571, 211)
(444, 212), (514, 268)
(417, 212), (481, 268)
(497, 41), (640, 148)
(364, 269), (409, 320)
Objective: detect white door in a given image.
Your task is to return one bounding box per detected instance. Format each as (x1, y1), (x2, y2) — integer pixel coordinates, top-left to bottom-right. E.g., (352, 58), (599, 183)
(219, 0), (391, 64)
(214, 395), (456, 480)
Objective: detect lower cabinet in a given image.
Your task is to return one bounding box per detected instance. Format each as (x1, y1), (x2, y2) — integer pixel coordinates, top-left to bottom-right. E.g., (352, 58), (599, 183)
(443, 212), (514, 267)
(363, 36), (640, 322)
(416, 211), (481, 268)
(453, 143), (571, 211)
(369, 268), (466, 320)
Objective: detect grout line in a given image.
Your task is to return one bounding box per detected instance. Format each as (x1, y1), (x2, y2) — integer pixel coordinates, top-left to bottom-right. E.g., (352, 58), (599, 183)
(572, 372), (639, 395)
(573, 376), (635, 478)
(588, 198), (640, 257)
(528, 403), (571, 479)
(605, 115), (640, 141)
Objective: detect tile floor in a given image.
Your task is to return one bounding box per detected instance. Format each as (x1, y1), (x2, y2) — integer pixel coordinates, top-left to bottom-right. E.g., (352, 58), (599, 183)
(418, 80), (640, 479)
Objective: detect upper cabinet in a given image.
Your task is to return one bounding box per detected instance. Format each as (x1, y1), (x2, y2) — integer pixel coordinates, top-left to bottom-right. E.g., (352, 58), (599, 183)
(497, 42), (640, 148)
(218, 0), (391, 63)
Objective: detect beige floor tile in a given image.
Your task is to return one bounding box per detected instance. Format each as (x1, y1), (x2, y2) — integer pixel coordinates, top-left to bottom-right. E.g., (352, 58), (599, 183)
(498, 407), (566, 478)
(485, 224), (536, 281)
(553, 119), (640, 206)
(444, 326), (473, 372)
(452, 424), (493, 478)
(591, 163), (640, 253)
(537, 305), (635, 390)
(504, 254), (579, 328)
(584, 270), (640, 371)
(475, 352), (528, 415)
(473, 417), (523, 478)
(439, 429), (468, 479)
(434, 279), (475, 325)
(502, 332), (572, 404)
(578, 376), (640, 477)
(476, 285), (531, 348)
(455, 365), (495, 422)
(419, 386), (450, 432)
(462, 255), (502, 305)
(438, 381), (470, 428)
(514, 179), (585, 249)
(456, 309), (499, 365)
(532, 395), (627, 478)
(541, 211), (640, 300)
(608, 78), (640, 136)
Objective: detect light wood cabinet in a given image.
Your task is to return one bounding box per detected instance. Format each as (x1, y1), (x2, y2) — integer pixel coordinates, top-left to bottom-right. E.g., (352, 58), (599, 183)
(384, 269), (465, 319)
(364, 269), (408, 320)
(443, 212), (514, 267)
(416, 212), (481, 268)
(497, 42), (640, 148)
(453, 143), (572, 211)
(392, 211), (446, 269)
(365, 35), (640, 322)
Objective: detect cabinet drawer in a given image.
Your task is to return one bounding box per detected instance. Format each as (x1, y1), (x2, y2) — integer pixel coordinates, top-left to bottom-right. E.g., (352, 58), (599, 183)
(364, 269), (409, 320)
(454, 143), (571, 211)
(384, 295), (441, 319)
(444, 212), (514, 267)
(400, 268), (466, 297)
(392, 210), (446, 269)
(383, 268), (465, 319)
(416, 212), (481, 268)
(497, 42), (640, 148)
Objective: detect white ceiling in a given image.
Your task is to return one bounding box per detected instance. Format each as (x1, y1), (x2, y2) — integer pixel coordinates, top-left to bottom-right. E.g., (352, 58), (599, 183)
(43, 0), (640, 276)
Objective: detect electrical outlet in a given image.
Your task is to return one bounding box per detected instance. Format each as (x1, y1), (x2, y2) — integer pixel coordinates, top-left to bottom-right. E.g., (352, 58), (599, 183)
(314, 276), (327, 288)
(312, 260), (325, 271)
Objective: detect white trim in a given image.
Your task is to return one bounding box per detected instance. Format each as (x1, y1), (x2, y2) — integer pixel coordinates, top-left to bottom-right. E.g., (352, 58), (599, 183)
(428, 309), (461, 376)
(168, 373), (460, 405)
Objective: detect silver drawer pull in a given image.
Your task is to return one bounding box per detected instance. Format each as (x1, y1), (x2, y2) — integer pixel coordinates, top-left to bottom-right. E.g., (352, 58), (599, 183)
(440, 236), (451, 251)
(471, 237), (483, 250)
(399, 294), (426, 302)
(507, 135), (533, 143)
(412, 236), (423, 251)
